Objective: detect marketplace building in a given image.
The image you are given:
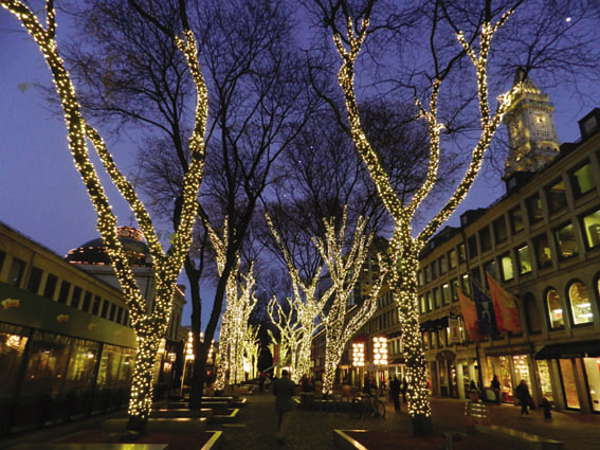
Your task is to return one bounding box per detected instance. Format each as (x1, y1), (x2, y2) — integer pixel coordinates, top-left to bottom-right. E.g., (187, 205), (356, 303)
(312, 74), (600, 415)
(0, 224), (185, 434)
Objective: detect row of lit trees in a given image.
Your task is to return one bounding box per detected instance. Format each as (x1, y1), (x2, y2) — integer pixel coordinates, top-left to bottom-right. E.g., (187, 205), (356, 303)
(5, 0), (595, 436)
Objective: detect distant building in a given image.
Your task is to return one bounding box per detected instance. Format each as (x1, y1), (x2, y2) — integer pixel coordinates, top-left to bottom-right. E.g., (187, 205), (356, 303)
(0, 223), (185, 434)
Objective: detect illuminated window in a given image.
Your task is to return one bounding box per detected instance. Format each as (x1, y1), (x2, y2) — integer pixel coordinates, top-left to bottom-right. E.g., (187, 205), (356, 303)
(442, 283), (451, 305)
(533, 233), (552, 269)
(570, 162), (594, 197)
(509, 206), (524, 234)
(546, 288), (564, 329)
(545, 179), (568, 214)
(461, 273), (471, 295)
(526, 194), (544, 224)
(450, 278), (459, 302)
(517, 244), (532, 275)
(555, 222), (578, 259)
(568, 281), (593, 325)
(458, 243), (466, 263)
(581, 208), (600, 249)
(500, 253), (514, 281)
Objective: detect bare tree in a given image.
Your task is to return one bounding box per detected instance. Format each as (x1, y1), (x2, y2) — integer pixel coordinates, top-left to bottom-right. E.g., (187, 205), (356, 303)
(56, 0), (317, 408)
(0, 0), (208, 431)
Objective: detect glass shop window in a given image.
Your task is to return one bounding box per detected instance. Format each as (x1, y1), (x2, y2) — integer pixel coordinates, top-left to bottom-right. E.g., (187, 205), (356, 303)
(536, 360), (554, 402)
(425, 266), (431, 283)
(545, 179), (568, 214)
(583, 357), (600, 412)
(546, 288), (564, 329)
(8, 257), (26, 287)
(555, 222), (579, 259)
(570, 161), (595, 197)
(0, 325), (29, 399)
(117, 348), (136, 385)
(493, 217), (508, 244)
(26, 266), (43, 294)
(57, 280), (71, 304)
(479, 227), (492, 253)
(97, 344), (123, 388)
(64, 338), (100, 392)
(568, 281), (593, 325)
(500, 253), (514, 281)
(22, 332), (72, 397)
(533, 233), (552, 269)
(581, 208), (600, 249)
(433, 288), (441, 309)
(43, 273), (58, 300)
(509, 206), (524, 234)
(426, 291), (433, 311)
(526, 194), (544, 225)
(517, 244), (532, 275)
(559, 359), (581, 409)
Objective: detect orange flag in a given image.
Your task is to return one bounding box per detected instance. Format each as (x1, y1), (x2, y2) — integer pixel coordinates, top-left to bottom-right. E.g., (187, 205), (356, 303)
(457, 289), (482, 341)
(486, 273), (523, 333)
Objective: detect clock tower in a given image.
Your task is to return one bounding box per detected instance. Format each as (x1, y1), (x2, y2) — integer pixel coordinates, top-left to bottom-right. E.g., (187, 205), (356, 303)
(502, 68), (560, 178)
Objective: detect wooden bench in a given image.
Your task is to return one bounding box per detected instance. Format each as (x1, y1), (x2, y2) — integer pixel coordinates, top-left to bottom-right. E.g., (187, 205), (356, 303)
(475, 424), (564, 449)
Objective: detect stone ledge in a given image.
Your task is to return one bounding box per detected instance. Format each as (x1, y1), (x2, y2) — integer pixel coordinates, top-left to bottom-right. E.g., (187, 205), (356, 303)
(102, 417), (207, 433)
(150, 408), (213, 419)
(332, 430), (368, 450)
(475, 424), (564, 450)
(202, 431), (223, 450)
(210, 409), (240, 424)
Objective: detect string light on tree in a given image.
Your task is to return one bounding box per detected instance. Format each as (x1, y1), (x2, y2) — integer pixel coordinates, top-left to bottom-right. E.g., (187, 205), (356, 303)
(330, 5), (519, 433)
(0, 0), (209, 431)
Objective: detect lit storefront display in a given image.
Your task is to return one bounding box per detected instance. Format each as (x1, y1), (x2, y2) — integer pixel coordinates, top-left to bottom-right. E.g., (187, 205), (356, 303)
(512, 354), (532, 389)
(352, 342), (365, 367)
(584, 357), (600, 412)
(372, 337), (388, 366)
(559, 359), (581, 409)
(486, 355), (514, 402)
(536, 360), (554, 402)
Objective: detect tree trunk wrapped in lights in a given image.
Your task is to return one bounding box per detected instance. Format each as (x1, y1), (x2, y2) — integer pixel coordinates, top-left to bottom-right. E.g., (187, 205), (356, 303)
(266, 215), (333, 382)
(330, 7), (521, 434)
(242, 325), (260, 380)
(313, 212), (387, 394)
(0, 0), (209, 431)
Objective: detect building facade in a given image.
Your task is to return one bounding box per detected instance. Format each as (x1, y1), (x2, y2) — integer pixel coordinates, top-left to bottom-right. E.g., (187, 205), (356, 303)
(0, 223), (185, 434)
(417, 107), (600, 413)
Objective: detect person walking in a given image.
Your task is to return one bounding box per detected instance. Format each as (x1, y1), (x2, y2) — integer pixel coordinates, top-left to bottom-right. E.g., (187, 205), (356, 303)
(390, 377), (401, 412)
(515, 379), (532, 415)
(491, 375), (501, 404)
(401, 377), (408, 403)
(273, 369), (296, 445)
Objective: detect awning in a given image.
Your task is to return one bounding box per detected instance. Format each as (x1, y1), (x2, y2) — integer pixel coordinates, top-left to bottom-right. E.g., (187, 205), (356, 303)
(534, 340), (600, 360)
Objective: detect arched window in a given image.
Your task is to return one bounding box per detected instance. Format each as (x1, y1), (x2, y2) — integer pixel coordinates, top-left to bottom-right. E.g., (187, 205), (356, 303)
(523, 293), (541, 333)
(568, 281), (593, 325)
(546, 288), (564, 329)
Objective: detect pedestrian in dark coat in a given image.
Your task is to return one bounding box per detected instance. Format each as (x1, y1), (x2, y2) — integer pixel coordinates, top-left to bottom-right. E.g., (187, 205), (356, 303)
(390, 377), (401, 411)
(516, 380), (532, 415)
(491, 375), (501, 404)
(273, 370), (296, 444)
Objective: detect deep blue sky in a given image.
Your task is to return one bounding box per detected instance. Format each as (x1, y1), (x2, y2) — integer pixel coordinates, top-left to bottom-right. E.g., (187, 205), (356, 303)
(1, 9), (599, 326)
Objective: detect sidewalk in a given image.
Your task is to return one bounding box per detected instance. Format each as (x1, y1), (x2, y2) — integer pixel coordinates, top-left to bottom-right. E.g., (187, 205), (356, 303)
(430, 397), (600, 450)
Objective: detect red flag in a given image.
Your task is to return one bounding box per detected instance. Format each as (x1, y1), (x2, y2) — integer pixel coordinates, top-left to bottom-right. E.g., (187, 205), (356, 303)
(486, 273), (523, 333)
(457, 289), (482, 341)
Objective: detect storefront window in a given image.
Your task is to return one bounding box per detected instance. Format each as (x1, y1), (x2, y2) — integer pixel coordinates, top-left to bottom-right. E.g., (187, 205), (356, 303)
(546, 288), (564, 329)
(486, 356), (513, 402)
(512, 354), (532, 390)
(559, 359), (581, 409)
(583, 357), (600, 412)
(581, 208), (600, 249)
(23, 332), (72, 397)
(537, 360), (554, 402)
(555, 223), (579, 259)
(64, 338), (100, 392)
(97, 344), (123, 388)
(117, 347), (136, 385)
(568, 281), (594, 325)
(0, 325), (28, 399)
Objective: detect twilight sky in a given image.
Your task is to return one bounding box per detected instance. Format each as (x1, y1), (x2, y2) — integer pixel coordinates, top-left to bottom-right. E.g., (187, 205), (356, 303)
(1, 9), (599, 326)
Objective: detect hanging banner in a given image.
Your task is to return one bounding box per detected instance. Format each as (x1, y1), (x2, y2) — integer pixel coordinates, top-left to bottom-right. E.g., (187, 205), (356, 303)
(486, 273), (523, 333)
(472, 282), (497, 336)
(457, 289), (482, 341)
